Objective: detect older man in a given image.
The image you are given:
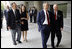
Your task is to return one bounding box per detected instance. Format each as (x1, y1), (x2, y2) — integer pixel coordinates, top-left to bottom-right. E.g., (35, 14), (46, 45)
(4, 5), (10, 31)
(51, 4), (63, 48)
(37, 2), (54, 48)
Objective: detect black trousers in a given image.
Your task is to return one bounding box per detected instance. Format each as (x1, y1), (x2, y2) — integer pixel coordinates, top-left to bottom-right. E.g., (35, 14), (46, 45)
(51, 28), (62, 47)
(30, 15), (32, 23)
(34, 16), (37, 23)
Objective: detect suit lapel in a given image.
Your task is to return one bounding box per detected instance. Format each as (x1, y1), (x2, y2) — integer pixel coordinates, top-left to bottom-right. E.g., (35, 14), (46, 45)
(11, 9), (15, 17)
(15, 9), (17, 17)
(42, 10), (45, 21)
(53, 10), (58, 20)
(57, 10), (61, 19)
(48, 11), (50, 18)
(11, 9), (16, 17)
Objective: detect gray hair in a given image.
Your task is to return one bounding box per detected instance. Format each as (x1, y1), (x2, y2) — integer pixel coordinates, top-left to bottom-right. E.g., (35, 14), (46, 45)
(53, 4), (58, 9)
(43, 2), (49, 7)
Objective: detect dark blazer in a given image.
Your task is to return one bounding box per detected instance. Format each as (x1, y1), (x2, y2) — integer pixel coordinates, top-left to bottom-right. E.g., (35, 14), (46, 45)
(8, 9), (21, 29)
(52, 10), (63, 29)
(34, 9), (37, 16)
(4, 9), (10, 20)
(37, 10), (54, 32)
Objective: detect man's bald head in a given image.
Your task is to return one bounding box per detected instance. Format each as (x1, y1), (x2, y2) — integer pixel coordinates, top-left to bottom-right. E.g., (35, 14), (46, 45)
(53, 4), (58, 11)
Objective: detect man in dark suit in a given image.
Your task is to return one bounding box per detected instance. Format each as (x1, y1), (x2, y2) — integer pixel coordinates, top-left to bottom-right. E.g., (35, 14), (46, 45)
(37, 2), (54, 48)
(28, 7), (33, 23)
(4, 5), (10, 30)
(33, 7), (37, 23)
(8, 2), (22, 45)
(51, 4), (63, 48)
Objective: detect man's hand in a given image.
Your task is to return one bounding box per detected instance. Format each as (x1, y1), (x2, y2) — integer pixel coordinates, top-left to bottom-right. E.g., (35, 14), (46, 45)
(8, 26), (11, 30)
(21, 18), (24, 20)
(60, 28), (63, 31)
(21, 21), (24, 24)
(21, 18), (28, 20)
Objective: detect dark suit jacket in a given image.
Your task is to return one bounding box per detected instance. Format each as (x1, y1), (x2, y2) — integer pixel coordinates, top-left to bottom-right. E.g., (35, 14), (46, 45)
(52, 10), (63, 30)
(37, 10), (54, 32)
(4, 9), (10, 21)
(34, 9), (37, 17)
(8, 9), (21, 29)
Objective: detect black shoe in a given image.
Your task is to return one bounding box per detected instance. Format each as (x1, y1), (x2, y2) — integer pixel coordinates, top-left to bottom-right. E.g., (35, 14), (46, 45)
(56, 44), (59, 47)
(17, 40), (22, 43)
(52, 46), (55, 48)
(18, 41), (22, 43)
(13, 42), (17, 45)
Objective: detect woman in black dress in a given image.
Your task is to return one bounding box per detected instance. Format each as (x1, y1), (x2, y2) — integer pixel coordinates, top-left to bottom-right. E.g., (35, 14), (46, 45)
(20, 5), (29, 42)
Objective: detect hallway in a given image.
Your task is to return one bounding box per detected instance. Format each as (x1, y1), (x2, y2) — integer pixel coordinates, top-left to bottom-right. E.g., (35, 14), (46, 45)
(1, 16), (71, 48)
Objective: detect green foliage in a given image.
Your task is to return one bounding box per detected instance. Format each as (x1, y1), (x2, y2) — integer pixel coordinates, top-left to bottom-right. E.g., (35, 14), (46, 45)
(1, 2), (4, 10)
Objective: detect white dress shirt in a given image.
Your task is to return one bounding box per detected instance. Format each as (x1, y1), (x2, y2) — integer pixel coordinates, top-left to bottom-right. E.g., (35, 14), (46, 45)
(7, 9), (9, 12)
(43, 9), (50, 25)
